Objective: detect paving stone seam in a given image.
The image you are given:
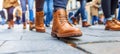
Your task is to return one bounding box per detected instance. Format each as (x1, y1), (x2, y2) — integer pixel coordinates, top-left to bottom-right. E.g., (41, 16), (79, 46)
(0, 41), (7, 47)
(58, 38), (92, 54)
(78, 40), (120, 45)
(20, 35), (23, 40)
(85, 34), (120, 37)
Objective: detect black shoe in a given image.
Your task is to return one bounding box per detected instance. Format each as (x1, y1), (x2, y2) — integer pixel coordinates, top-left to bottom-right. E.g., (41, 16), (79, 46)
(45, 24), (50, 27)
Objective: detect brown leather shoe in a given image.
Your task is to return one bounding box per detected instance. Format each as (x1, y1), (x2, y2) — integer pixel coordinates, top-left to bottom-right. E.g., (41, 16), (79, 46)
(10, 20), (14, 28)
(23, 22), (26, 29)
(105, 20), (120, 31)
(29, 21), (35, 31)
(8, 21), (11, 29)
(51, 9), (82, 38)
(112, 18), (120, 26)
(35, 11), (45, 32)
(82, 21), (91, 27)
(71, 17), (78, 25)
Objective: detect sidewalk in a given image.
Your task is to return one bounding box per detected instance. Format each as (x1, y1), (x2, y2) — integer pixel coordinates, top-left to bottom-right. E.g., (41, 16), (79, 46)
(0, 24), (84, 54)
(0, 24), (120, 54)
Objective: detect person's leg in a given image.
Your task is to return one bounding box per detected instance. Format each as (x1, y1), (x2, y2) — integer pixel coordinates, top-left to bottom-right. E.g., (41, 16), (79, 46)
(102, 0), (120, 30)
(28, 0), (35, 30)
(80, 0), (87, 22)
(51, 0), (82, 37)
(110, 0), (120, 26)
(35, 0), (45, 32)
(111, 0), (118, 18)
(36, 0), (44, 12)
(20, 0), (27, 29)
(7, 7), (14, 29)
(118, 3), (120, 20)
(102, 0), (111, 20)
(0, 10), (6, 25)
(28, 0), (34, 22)
(45, 0), (53, 27)
(74, 8), (81, 17)
(92, 16), (95, 25)
(79, 0), (90, 27)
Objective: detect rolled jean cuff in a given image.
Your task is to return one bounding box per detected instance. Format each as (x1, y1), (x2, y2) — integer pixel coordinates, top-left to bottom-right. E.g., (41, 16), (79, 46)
(82, 19), (87, 22)
(106, 17), (113, 20)
(111, 15), (115, 18)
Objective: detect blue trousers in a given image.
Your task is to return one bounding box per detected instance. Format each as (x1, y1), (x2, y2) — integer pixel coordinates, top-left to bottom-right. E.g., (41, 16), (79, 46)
(0, 10), (6, 25)
(20, 0), (34, 23)
(44, 0), (53, 25)
(74, 0), (88, 22)
(92, 16), (99, 25)
(36, 0), (68, 12)
(118, 4), (120, 21)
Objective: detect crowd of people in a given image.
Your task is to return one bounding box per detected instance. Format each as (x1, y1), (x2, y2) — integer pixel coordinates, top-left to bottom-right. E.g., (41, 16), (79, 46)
(0, 0), (120, 38)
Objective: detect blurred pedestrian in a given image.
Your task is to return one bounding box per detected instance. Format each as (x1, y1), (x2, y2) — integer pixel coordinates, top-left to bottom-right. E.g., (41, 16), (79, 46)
(20, 0), (35, 30)
(44, 0), (53, 27)
(91, 0), (100, 25)
(102, 0), (120, 30)
(0, 0), (6, 25)
(3, 0), (19, 29)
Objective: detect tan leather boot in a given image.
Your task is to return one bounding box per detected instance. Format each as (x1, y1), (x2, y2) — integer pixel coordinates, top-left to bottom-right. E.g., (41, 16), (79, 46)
(82, 22), (91, 27)
(112, 18), (120, 26)
(35, 11), (45, 32)
(51, 9), (82, 38)
(29, 21), (35, 30)
(23, 22), (26, 29)
(105, 20), (120, 30)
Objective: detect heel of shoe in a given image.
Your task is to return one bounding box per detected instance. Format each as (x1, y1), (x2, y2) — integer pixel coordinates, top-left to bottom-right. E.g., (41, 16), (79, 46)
(51, 32), (60, 39)
(51, 32), (57, 37)
(105, 26), (109, 30)
(36, 29), (45, 33)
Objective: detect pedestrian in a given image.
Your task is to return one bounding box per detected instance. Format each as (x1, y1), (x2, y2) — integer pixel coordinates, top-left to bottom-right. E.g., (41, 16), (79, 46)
(35, 0), (82, 37)
(20, 0), (35, 30)
(0, 0), (6, 25)
(44, 0), (53, 27)
(91, 0), (100, 25)
(71, 0), (91, 27)
(101, 0), (120, 30)
(3, 0), (19, 29)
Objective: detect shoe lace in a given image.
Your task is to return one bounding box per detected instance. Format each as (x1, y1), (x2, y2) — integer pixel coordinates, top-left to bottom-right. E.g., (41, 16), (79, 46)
(59, 14), (67, 23)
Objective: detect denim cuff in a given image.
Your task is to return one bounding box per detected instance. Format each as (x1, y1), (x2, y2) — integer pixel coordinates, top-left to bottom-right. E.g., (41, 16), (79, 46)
(82, 19), (87, 22)
(106, 17), (113, 20)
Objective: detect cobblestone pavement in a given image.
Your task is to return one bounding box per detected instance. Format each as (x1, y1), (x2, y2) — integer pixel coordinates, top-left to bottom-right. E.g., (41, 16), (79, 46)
(0, 24), (120, 54)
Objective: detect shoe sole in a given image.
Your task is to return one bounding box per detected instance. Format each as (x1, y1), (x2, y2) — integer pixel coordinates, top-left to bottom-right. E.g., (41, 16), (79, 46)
(51, 32), (82, 38)
(105, 27), (120, 31)
(36, 29), (46, 33)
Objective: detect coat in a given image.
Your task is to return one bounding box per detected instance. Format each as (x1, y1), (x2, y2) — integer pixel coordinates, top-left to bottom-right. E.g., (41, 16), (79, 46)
(3, 0), (19, 9)
(90, 0), (101, 16)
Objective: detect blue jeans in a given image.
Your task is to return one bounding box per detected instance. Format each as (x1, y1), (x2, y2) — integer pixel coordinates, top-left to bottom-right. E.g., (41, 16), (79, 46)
(54, 0), (68, 10)
(74, 0), (87, 22)
(118, 4), (120, 21)
(20, 0), (34, 22)
(92, 16), (99, 25)
(44, 0), (53, 25)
